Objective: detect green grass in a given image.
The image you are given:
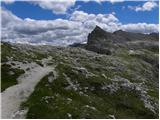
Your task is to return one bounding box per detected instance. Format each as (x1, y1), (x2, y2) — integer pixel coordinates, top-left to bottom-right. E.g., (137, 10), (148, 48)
(1, 43), (15, 62)
(1, 42), (158, 118)
(1, 42), (48, 63)
(146, 45), (159, 53)
(1, 64), (25, 91)
(21, 63), (158, 119)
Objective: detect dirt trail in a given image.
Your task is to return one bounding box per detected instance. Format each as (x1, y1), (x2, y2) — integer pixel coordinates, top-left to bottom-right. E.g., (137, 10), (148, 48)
(1, 65), (53, 119)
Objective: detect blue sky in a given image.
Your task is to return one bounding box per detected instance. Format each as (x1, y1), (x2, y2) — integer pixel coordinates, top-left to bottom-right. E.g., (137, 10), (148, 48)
(1, 0), (159, 45)
(2, 1), (159, 24)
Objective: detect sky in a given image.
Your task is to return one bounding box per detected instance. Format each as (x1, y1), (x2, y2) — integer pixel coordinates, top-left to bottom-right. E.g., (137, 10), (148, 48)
(1, 0), (159, 46)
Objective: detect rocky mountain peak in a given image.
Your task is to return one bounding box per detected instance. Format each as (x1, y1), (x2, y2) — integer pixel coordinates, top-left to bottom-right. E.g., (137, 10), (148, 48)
(94, 25), (105, 32)
(86, 26), (159, 55)
(113, 30), (125, 34)
(86, 26), (113, 55)
(89, 25), (110, 37)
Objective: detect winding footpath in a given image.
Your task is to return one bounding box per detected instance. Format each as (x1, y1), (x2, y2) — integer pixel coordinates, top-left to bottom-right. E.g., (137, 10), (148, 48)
(1, 63), (53, 118)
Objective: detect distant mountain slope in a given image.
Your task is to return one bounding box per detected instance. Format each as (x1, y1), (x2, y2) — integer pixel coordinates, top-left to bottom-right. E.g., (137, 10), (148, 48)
(1, 26), (159, 119)
(86, 26), (158, 55)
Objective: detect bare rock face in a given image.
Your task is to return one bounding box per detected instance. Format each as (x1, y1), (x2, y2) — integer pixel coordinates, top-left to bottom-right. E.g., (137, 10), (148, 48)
(86, 26), (113, 55)
(86, 26), (158, 55)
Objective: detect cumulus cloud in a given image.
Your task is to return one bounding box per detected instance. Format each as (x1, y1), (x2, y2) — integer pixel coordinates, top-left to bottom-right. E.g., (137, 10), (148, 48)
(1, 8), (159, 46)
(128, 1), (158, 12)
(70, 10), (158, 33)
(70, 11), (118, 23)
(1, 8), (86, 45)
(1, 7), (22, 27)
(1, 0), (15, 4)
(108, 0), (124, 3)
(2, 0), (76, 14)
(80, 0), (124, 3)
(121, 23), (159, 33)
(70, 10), (119, 32)
(31, 0), (76, 14)
(13, 18), (82, 35)
(2, 0), (124, 14)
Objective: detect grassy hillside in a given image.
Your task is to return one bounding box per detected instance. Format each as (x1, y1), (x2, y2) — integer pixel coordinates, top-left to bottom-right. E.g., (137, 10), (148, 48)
(1, 42), (159, 118)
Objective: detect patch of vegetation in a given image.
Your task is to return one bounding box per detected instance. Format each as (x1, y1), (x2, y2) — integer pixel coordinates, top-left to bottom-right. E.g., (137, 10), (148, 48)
(36, 61), (44, 67)
(146, 45), (159, 53)
(1, 64), (25, 91)
(1, 42), (48, 63)
(34, 52), (48, 60)
(1, 42), (15, 62)
(21, 63), (157, 119)
(1, 42), (158, 118)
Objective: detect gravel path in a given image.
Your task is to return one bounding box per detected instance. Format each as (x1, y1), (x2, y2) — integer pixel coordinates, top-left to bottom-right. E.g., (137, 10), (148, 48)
(1, 64), (53, 118)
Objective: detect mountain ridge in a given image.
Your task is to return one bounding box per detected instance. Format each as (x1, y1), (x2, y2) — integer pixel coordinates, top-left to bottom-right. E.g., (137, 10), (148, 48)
(86, 26), (158, 55)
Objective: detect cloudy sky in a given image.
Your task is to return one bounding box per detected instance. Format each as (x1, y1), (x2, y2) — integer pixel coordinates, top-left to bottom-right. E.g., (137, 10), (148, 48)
(1, 0), (159, 46)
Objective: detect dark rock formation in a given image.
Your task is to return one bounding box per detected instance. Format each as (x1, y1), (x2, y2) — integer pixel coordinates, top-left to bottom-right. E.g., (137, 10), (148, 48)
(86, 26), (158, 55)
(69, 42), (86, 48)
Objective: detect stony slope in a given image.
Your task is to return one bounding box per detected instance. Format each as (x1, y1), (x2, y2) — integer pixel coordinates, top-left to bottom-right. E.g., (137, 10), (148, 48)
(86, 26), (158, 55)
(1, 27), (159, 119)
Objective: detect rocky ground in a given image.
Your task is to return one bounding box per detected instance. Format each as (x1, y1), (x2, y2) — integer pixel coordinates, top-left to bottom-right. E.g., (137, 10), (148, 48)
(1, 26), (159, 119)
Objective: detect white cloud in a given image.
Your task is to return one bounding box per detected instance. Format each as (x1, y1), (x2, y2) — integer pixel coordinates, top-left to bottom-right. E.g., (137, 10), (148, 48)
(120, 23), (159, 33)
(108, 0), (124, 3)
(128, 1), (158, 12)
(14, 18), (82, 35)
(1, 8), (85, 45)
(1, 8), (22, 28)
(31, 0), (76, 14)
(1, 0), (15, 4)
(2, 0), (76, 14)
(81, 0), (124, 3)
(70, 11), (97, 22)
(70, 10), (119, 31)
(1, 8), (159, 46)
(2, 0), (124, 14)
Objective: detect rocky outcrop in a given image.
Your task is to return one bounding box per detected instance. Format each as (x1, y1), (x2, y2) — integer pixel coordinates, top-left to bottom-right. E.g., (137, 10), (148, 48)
(86, 26), (158, 55)
(86, 26), (113, 55)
